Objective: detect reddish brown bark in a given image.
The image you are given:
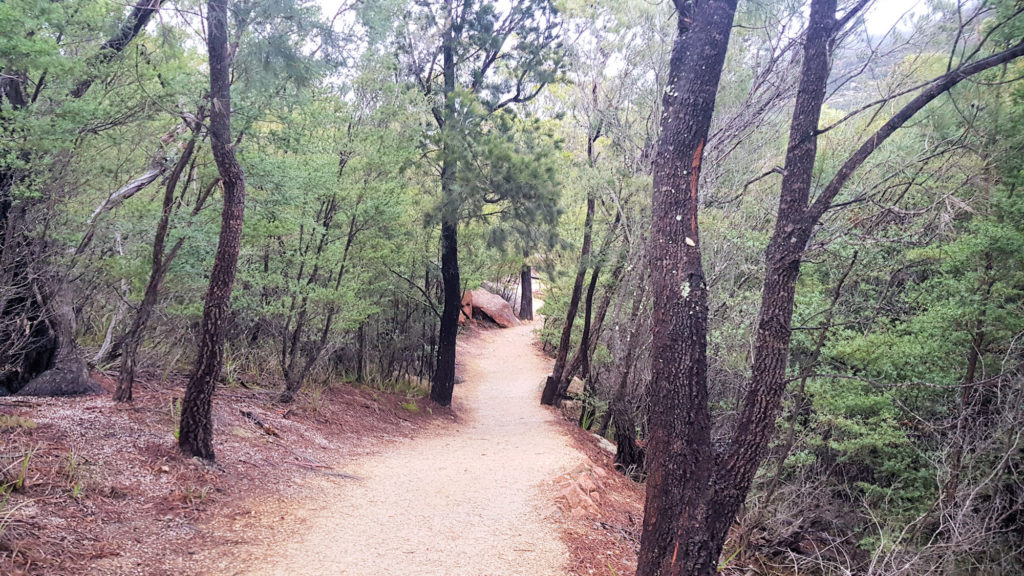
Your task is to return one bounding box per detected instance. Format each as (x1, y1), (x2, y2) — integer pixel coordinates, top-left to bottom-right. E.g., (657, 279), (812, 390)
(637, 0), (737, 572)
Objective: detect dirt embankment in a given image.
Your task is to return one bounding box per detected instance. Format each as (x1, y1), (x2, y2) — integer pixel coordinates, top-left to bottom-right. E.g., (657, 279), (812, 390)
(1, 373), (437, 576)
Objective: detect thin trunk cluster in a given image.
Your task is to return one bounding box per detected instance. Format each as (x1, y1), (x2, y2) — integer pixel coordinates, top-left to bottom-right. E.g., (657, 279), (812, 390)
(280, 188), (361, 403)
(115, 116), (207, 402)
(540, 190), (594, 406)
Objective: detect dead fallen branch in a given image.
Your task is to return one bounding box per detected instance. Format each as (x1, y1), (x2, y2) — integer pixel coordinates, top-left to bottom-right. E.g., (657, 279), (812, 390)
(240, 410), (280, 437)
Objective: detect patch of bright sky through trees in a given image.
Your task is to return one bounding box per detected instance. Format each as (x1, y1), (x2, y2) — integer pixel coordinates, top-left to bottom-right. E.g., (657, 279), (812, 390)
(312, 0), (926, 37)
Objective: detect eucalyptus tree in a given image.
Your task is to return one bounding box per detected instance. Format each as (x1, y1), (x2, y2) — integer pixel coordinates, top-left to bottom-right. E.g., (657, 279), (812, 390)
(638, 0), (1024, 574)
(175, 0), (247, 460)
(394, 0), (564, 406)
(175, 0), (346, 458)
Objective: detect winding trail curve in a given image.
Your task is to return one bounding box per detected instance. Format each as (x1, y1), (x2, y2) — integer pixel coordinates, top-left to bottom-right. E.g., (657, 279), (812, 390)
(230, 322), (584, 575)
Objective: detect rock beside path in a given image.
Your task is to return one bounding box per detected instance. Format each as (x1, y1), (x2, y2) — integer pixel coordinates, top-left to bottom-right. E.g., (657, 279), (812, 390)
(554, 463), (609, 518)
(461, 289), (521, 328)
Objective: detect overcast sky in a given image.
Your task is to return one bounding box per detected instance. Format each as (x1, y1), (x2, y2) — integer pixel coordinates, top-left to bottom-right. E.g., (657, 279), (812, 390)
(864, 0), (927, 35)
(310, 0), (928, 42)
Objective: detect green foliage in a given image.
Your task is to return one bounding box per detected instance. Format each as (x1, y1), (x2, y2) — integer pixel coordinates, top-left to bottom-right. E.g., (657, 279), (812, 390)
(1, 448), (35, 494)
(3, 0), (1023, 571)
(0, 415), (37, 430)
(169, 398), (182, 441)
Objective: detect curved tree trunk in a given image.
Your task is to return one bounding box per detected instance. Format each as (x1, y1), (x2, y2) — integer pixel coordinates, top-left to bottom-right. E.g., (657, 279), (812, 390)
(178, 0), (245, 461)
(115, 127), (199, 402)
(15, 286), (98, 396)
(1, 0), (165, 396)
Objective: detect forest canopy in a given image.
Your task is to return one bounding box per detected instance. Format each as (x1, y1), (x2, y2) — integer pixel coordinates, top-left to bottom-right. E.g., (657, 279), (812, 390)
(2, 0), (1023, 573)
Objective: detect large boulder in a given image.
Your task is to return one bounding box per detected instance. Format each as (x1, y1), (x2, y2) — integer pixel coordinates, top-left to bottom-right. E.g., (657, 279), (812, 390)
(461, 289), (521, 328)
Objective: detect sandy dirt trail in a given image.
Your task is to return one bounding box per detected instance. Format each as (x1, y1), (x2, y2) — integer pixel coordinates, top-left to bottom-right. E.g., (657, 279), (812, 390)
(228, 322), (584, 575)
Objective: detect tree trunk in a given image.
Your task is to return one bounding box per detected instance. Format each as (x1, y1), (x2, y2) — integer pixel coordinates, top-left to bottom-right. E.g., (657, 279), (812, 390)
(429, 0), (460, 408)
(518, 263), (533, 320)
(574, 265), (602, 427)
(564, 212), (622, 387)
(178, 0), (245, 461)
(705, 1), (838, 554)
(636, 0), (738, 573)
(1, 0), (160, 396)
(639, 1), (1024, 572)
(431, 219), (460, 406)
(93, 232), (129, 365)
(15, 286), (99, 396)
(356, 321), (366, 383)
(749, 251), (857, 542)
(115, 127), (198, 402)
(608, 275), (646, 472)
(70, 0), (165, 98)
(540, 190), (594, 406)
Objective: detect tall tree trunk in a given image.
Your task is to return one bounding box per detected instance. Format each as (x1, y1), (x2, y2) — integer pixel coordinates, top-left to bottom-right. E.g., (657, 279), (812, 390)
(540, 190), (594, 406)
(430, 0), (460, 407)
(748, 251), (857, 543)
(519, 263), (533, 320)
(706, 1), (838, 554)
(564, 212), (623, 415)
(431, 220), (460, 406)
(636, 0), (738, 573)
(574, 265), (602, 427)
(178, 0), (245, 461)
(356, 321), (366, 383)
